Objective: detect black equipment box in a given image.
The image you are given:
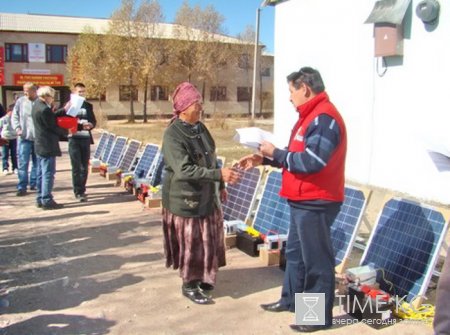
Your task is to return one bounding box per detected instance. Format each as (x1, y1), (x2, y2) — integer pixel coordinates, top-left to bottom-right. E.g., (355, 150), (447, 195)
(345, 284), (394, 329)
(236, 231), (263, 257)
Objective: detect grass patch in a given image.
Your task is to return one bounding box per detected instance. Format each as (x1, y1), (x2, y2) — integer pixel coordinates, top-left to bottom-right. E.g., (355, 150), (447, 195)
(104, 118), (274, 166)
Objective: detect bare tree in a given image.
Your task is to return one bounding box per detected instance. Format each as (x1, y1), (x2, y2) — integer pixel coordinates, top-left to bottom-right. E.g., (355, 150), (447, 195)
(135, 0), (165, 123)
(107, 0), (146, 123)
(236, 25), (256, 116)
(67, 26), (111, 108)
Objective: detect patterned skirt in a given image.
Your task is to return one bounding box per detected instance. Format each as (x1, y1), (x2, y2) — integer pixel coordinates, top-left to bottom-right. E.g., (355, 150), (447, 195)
(162, 207), (226, 285)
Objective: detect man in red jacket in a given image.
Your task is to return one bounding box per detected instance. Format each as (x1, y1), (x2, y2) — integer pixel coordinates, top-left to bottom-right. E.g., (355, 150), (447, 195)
(239, 67), (347, 332)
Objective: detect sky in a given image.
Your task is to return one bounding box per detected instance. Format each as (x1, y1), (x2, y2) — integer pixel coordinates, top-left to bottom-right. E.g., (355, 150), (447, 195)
(0, 0), (275, 53)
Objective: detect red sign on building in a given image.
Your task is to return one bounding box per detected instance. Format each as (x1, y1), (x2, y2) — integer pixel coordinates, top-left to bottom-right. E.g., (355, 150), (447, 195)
(0, 47), (5, 85)
(13, 74), (64, 86)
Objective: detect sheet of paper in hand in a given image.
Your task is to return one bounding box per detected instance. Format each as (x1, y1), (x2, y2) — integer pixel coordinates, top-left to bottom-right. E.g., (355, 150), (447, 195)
(66, 94), (85, 117)
(234, 127), (281, 149)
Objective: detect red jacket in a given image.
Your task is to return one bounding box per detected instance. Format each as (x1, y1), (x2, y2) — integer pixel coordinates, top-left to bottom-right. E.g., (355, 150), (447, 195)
(279, 92), (347, 201)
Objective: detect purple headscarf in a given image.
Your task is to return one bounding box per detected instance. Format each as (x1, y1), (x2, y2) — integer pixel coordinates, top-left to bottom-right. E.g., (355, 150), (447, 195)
(172, 82), (202, 116)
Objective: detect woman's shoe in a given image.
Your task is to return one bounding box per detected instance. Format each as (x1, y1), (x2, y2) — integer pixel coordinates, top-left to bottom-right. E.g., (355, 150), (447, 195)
(198, 282), (214, 298)
(182, 284), (213, 305)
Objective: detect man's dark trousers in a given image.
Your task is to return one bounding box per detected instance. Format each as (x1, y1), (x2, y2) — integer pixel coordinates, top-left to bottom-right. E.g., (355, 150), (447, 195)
(68, 137), (91, 196)
(279, 203), (340, 326)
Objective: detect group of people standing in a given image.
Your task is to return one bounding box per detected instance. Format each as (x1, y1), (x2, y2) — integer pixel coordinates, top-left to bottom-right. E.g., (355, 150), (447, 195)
(161, 67), (346, 333)
(0, 82), (96, 210)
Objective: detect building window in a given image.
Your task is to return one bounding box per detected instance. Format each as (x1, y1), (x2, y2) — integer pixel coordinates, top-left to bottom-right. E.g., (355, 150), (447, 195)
(119, 85), (138, 101)
(150, 85), (169, 101)
(210, 86), (227, 101)
(46, 44), (67, 63)
(237, 87), (252, 102)
(261, 67), (271, 77)
(86, 93), (106, 101)
(5, 43), (28, 62)
(238, 53), (251, 69)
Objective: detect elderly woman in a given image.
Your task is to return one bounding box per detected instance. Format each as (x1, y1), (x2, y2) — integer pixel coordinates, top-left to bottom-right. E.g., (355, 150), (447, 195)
(32, 86), (68, 210)
(162, 82), (240, 305)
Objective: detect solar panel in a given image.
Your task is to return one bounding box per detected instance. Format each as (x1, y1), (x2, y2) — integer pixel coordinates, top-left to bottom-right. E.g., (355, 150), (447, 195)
(93, 131), (109, 159)
(360, 197), (449, 306)
(101, 133), (116, 162)
(253, 169), (290, 235)
(105, 136), (127, 166)
(147, 151), (165, 186)
(333, 186), (371, 273)
(133, 143), (159, 179)
(118, 140), (141, 172)
(222, 167), (262, 222)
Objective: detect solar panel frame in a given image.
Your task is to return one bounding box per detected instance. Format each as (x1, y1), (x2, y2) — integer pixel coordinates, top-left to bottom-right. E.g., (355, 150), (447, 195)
(105, 136), (127, 166)
(93, 131), (109, 159)
(252, 169), (290, 235)
(222, 166), (263, 223)
(146, 151), (165, 186)
(101, 133), (116, 162)
(360, 197), (449, 307)
(333, 185), (371, 273)
(133, 143), (159, 179)
(118, 140), (141, 172)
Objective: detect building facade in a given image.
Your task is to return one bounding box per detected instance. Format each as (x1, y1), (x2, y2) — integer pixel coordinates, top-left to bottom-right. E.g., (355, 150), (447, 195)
(0, 13), (273, 118)
(271, 0), (449, 204)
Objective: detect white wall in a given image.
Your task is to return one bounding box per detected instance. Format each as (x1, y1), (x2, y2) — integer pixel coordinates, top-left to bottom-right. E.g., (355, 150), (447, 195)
(273, 0), (449, 204)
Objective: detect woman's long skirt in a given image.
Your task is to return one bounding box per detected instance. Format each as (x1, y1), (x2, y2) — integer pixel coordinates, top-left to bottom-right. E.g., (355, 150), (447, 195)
(162, 207), (226, 285)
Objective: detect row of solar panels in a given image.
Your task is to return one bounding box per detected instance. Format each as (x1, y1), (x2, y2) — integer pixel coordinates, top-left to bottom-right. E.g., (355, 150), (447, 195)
(92, 131), (449, 306)
(221, 165), (449, 306)
(92, 131), (164, 187)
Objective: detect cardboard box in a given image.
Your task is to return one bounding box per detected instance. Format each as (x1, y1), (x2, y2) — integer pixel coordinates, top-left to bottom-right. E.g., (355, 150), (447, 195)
(224, 234), (236, 248)
(89, 166), (100, 173)
(259, 248), (280, 266)
(145, 197), (162, 208)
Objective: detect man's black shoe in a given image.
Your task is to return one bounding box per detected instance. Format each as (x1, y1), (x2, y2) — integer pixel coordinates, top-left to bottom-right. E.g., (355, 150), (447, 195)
(260, 301), (290, 312)
(16, 190), (27, 196)
(75, 194), (87, 202)
(182, 285), (213, 305)
(290, 324), (332, 333)
(42, 201), (64, 210)
(30, 186), (36, 191)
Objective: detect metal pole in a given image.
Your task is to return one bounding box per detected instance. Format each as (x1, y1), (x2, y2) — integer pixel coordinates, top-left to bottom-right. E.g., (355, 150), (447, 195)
(251, 7), (261, 120)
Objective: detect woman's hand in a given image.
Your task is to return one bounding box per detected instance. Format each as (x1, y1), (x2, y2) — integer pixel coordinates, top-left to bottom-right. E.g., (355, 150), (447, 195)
(237, 153), (263, 170)
(221, 167), (240, 185)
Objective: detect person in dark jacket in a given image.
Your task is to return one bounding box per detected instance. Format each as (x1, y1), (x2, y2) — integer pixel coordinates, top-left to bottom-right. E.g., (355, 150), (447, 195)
(32, 86), (68, 210)
(434, 247), (450, 335)
(66, 83), (96, 202)
(161, 82), (240, 305)
(239, 67), (347, 333)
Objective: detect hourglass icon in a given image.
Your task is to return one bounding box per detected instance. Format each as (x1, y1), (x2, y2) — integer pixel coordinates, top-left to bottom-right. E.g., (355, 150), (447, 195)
(302, 296), (319, 322)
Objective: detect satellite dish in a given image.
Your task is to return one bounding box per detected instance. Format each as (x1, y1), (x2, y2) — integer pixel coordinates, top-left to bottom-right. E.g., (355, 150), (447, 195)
(416, 0), (440, 24)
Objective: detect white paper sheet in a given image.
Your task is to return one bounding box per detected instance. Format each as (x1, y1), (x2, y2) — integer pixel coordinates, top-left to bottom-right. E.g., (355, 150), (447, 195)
(233, 127), (285, 149)
(66, 94), (85, 117)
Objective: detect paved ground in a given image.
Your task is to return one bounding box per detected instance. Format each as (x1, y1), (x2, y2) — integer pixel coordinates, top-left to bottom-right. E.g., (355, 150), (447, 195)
(0, 140), (434, 335)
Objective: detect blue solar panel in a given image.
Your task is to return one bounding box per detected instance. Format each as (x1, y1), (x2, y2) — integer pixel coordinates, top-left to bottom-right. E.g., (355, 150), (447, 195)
(361, 198), (449, 303)
(133, 144), (159, 179)
(118, 140), (141, 171)
(147, 151), (165, 186)
(222, 167), (262, 222)
(93, 132), (109, 159)
(101, 134), (116, 162)
(253, 170), (290, 235)
(106, 136), (127, 166)
(332, 186), (370, 269)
